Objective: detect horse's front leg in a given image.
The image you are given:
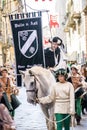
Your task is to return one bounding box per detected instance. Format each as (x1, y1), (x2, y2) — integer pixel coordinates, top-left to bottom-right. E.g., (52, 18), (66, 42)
(48, 115), (55, 130)
(48, 105), (55, 130)
(40, 104), (55, 130)
(40, 104), (50, 130)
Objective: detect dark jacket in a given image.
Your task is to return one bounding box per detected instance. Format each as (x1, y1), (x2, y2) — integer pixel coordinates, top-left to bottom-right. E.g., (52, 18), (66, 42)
(45, 47), (60, 68)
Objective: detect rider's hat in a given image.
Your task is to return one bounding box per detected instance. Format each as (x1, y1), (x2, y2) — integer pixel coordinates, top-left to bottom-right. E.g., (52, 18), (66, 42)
(52, 36), (62, 45)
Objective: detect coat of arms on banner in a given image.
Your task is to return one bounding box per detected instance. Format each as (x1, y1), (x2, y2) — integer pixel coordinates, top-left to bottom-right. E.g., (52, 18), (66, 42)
(18, 30), (38, 58)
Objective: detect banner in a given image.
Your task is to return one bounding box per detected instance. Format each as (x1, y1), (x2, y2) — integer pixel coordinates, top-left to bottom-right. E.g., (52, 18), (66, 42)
(50, 15), (59, 28)
(9, 13), (45, 86)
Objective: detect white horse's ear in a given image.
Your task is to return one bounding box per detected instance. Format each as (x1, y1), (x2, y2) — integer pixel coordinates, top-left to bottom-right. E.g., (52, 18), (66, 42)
(28, 70), (38, 76)
(28, 70), (33, 75)
(19, 70), (25, 77)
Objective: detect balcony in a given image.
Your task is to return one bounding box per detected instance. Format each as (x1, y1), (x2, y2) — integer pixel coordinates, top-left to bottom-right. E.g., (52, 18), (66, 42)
(72, 12), (81, 19)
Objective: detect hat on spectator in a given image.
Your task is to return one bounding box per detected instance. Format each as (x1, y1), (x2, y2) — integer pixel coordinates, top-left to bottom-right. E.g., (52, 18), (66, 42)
(71, 64), (78, 70)
(1, 68), (8, 73)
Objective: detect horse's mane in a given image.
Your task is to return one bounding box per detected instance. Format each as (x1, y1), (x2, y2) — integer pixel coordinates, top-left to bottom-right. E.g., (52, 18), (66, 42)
(29, 66), (56, 89)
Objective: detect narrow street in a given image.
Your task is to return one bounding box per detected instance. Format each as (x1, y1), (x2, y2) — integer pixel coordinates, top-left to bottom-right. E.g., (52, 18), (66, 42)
(15, 87), (87, 130)
(15, 87), (47, 130)
(0, 0), (87, 130)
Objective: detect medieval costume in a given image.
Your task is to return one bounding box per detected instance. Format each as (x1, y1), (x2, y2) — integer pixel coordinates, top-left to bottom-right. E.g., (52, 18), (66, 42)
(0, 86), (15, 130)
(45, 47), (60, 68)
(0, 68), (19, 119)
(45, 37), (61, 68)
(38, 68), (75, 130)
(68, 65), (83, 125)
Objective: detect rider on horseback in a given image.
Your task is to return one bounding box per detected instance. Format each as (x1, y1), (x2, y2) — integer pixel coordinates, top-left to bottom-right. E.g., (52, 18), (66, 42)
(45, 36), (63, 68)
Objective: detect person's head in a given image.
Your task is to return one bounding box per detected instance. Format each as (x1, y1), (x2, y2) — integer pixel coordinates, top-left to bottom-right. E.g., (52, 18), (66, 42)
(81, 64), (87, 77)
(51, 36), (62, 51)
(1, 68), (8, 77)
(51, 42), (58, 51)
(56, 68), (67, 83)
(71, 73), (81, 83)
(71, 65), (78, 75)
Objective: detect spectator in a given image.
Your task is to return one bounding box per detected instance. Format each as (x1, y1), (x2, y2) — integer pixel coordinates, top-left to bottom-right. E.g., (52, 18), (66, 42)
(0, 86), (15, 130)
(67, 65), (83, 125)
(0, 68), (19, 119)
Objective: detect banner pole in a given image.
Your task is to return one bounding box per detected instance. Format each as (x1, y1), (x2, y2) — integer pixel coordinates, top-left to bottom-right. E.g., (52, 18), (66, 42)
(24, 0), (27, 13)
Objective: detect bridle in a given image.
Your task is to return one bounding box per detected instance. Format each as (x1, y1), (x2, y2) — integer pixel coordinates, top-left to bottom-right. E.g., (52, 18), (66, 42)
(26, 73), (38, 103)
(26, 78), (37, 92)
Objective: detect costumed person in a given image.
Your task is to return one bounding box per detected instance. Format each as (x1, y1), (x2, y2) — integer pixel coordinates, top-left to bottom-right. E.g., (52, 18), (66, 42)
(0, 68), (20, 119)
(44, 37), (61, 68)
(45, 36), (67, 69)
(38, 68), (75, 130)
(67, 64), (84, 125)
(44, 36), (67, 81)
(0, 86), (16, 130)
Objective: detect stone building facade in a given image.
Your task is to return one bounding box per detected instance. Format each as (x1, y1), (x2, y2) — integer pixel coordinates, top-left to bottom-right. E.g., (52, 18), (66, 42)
(0, 0), (23, 66)
(64, 0), (87, 63)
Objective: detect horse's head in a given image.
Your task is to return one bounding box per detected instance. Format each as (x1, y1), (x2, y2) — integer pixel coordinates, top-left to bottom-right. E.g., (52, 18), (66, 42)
(20, 70), (38, 105)
(20, 66), (56, 105)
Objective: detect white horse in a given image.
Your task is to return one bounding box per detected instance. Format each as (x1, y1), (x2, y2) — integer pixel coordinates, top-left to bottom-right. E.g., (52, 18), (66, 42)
(21, 66), (56, 130)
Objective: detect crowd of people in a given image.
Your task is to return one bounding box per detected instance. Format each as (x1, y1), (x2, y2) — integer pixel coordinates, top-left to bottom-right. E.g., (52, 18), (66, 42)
(38, 64), (87, 130)
(38, 36), (87, 130)
(0, 36), (87, 130)
(0, 66), (20, 130)
(67, 64), (87, 125)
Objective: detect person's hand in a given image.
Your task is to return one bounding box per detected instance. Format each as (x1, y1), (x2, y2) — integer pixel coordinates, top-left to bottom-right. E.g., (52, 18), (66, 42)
(36, 98), (39, 103)
(49, 67), (54, 71)
(70, 114), (75, 116)
(69, 112), (75, 116)
(12, 86), (19, 95)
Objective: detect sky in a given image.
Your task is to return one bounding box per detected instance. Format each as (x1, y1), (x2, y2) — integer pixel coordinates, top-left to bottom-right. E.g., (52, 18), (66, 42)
(24, 0), (56, 13)
(23, 0), (56, 27)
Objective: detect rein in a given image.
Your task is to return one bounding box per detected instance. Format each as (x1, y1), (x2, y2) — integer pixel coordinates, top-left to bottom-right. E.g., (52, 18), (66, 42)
(26, 89), (37, 92)
(25, 71), (74, 130)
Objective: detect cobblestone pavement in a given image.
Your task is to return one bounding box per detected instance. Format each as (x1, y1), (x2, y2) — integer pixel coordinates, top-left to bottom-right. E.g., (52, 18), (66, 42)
(15, 87), (87, 130)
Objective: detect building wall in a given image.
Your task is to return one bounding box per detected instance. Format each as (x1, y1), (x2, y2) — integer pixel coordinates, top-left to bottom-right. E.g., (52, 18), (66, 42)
(85, 12), (87, 59)
(64, 0), (87, 63)
(55, 0), (67, 46)
(0, 0), (23, 66)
